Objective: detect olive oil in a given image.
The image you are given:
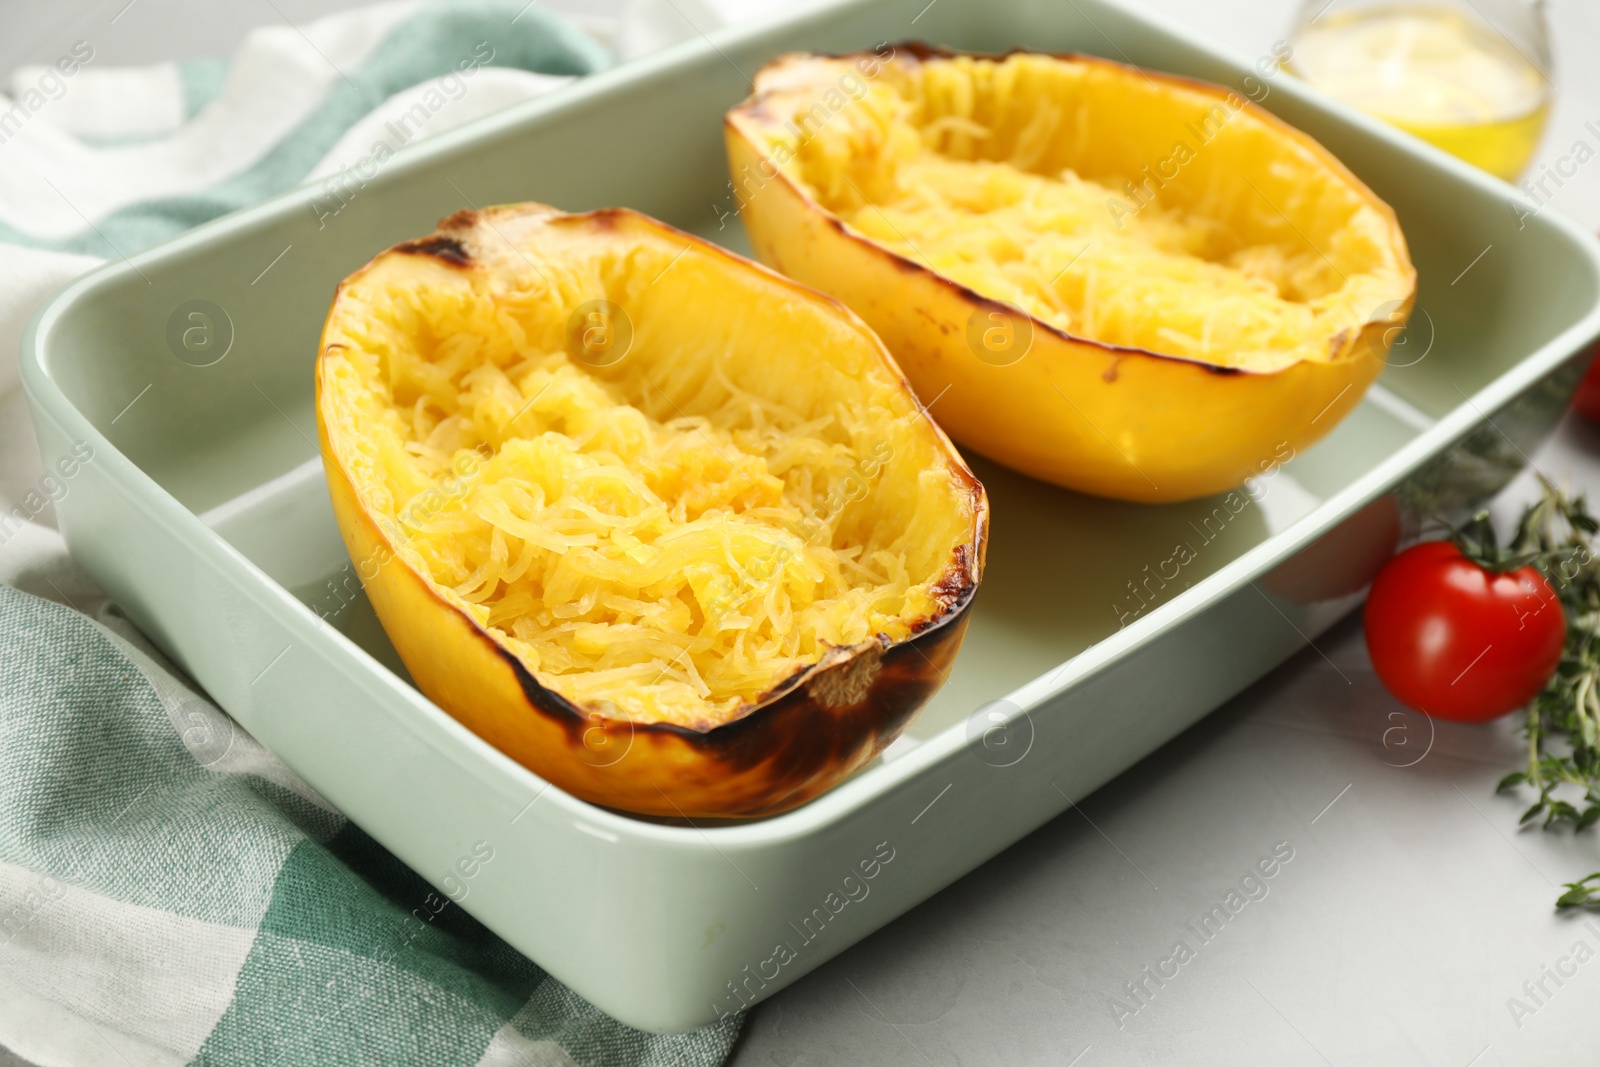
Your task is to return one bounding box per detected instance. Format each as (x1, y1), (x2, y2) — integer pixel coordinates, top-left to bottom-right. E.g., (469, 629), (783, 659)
(1290, 3), (1550, 179)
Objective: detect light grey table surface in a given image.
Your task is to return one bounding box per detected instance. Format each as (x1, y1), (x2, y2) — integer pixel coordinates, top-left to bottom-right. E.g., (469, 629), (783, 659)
(5, 1), (1600, 1065)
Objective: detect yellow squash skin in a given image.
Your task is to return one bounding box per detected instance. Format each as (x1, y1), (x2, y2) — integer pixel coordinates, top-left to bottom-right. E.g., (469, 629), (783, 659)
(725, 46), (1418, 503)
(316, 204), (987, 818)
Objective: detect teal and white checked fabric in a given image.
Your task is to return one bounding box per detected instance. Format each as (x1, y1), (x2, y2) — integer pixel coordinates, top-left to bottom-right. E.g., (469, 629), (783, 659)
(0, 2), (753, 1063)
(0, 587), (741, 1065)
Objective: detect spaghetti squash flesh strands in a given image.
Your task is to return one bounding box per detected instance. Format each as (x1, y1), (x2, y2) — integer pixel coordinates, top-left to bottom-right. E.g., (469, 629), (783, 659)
(321, 248), (962, 727)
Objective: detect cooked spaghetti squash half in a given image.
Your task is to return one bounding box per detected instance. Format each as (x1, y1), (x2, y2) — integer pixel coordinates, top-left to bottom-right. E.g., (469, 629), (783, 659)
(725, 46), (1418, 502)
(316, 203), (987, 818)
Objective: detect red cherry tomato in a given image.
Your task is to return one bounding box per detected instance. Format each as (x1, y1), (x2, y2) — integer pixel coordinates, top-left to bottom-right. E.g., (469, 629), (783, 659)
(1573, 342), (1600, 421)
(1364, 541), (1565, 722)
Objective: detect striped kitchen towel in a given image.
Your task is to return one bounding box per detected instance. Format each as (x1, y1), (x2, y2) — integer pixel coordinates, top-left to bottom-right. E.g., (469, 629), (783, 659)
(0, 2), (745, 1064)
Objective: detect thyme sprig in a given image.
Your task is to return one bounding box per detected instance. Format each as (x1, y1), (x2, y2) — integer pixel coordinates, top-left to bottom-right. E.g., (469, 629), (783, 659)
(1476, 478), (1600, 906)
(1557, 873), (1600, 908)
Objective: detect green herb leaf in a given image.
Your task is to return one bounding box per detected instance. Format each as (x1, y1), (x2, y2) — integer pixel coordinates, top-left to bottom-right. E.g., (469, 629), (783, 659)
(1497, 771), (1528, 792)
(1480, 478), (1600, 906)
(1557, 873), (1600, 909)
(1558, 886), (1595, 908)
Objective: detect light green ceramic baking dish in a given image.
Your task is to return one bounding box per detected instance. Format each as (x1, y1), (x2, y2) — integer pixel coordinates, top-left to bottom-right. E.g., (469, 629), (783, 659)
(20, 0), (1600, 1034)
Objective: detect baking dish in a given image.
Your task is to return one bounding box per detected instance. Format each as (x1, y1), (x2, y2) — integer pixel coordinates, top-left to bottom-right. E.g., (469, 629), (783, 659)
(21, 0), (1600, 1033)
